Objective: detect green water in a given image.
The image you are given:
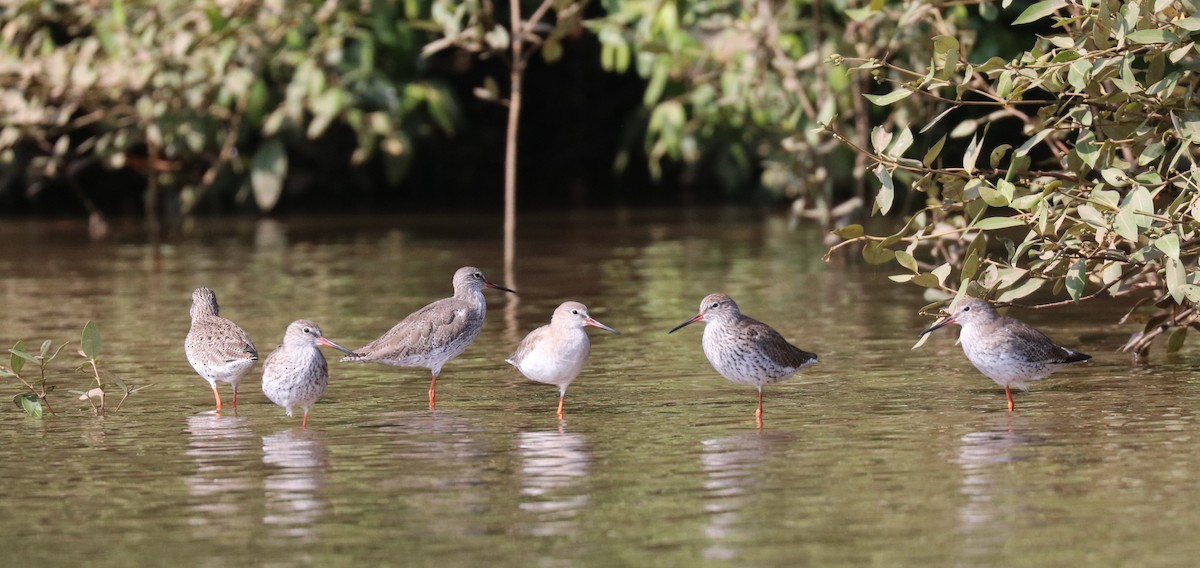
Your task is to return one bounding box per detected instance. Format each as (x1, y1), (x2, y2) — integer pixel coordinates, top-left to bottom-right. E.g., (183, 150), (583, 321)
(0, 209), (1196, 567)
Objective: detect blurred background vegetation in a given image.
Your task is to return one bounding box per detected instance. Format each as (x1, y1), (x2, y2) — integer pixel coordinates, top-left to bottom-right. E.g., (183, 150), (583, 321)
(0, 0), (1034, 218)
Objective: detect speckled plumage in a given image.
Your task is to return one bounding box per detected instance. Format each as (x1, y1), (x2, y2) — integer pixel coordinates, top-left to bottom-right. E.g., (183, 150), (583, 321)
(184, 287), (259, 411)
(669, 293), (818, 427)
(921, 297), (1091, 411)
(262, 320), (356, 428)
(506, 301), (619, 419)
(342, 266), (515, 408)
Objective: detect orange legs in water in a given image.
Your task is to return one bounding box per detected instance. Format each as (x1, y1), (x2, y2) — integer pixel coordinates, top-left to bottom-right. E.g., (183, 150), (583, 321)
(1005, 386), (1015, 412)
(208, 381), (220, 410)
(755, 388), (764, 430)
(428, 373), (438, 410)
(301, 410), (310, 429)
(212, 385), (239, 413)
(556, 394), (565, 421)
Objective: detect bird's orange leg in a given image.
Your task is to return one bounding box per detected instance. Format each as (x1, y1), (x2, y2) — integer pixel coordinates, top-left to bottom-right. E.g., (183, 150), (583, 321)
(1006, 386), (1015, 412)
(212, 385), (223, 411)
(231, 385), (239, 412)
(557, 394), (565, 420)
(428, 373), (438, 410)
(755, 389), (764, 430)
(302, 410), (310, 429)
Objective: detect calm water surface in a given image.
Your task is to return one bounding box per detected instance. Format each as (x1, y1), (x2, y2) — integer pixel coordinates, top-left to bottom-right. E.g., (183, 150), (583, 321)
(0, 209), (1197, 567)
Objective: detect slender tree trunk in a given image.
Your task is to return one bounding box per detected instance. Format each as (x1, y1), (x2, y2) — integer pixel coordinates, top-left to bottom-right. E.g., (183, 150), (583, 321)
(505, 1), (524, 272)
(504, 1), (526, 342)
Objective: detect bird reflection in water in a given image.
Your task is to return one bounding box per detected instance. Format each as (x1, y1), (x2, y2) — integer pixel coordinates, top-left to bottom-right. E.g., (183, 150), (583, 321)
(700, 431), (788, 561)
(262, 428), (330, 540)
(185, 414), (256, 537)
(517, 430), (592, 537)
(955, 414), (1042, 560)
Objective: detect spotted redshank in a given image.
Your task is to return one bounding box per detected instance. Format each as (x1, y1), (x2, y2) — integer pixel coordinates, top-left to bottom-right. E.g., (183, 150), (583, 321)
(343, 266), (515, 409)
(920, 296), (1091, 412)
(507, 301), (619, 419)
(669, 293), (818, 428)
(262, 320), (357, 428)
(185, 287), (259, 411)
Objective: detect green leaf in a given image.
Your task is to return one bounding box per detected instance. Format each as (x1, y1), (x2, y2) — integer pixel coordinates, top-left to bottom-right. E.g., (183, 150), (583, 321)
(979, 182), (1010, 207)
(996, 278), (1046, 302)
(862, 242), (896, 265)
(1166, 257), (1186, 303)
(1167, 327), (1187, 353)
(833, 224), (864, 239)
(895, 250), (919, 273)
(13, 393), (42, 418)
(975, 217), (1025, 230)
(1126, 187), (1154, 227)
(1013, 0), (1066, 25)
(910, 273), (941, 288)
(989, 144), (1012, 168)
(888, 127), (914, 158)
(81, 321), (101, 360)
(10, 341), (26, 376)
(1112, 206), (1139, 241)
(1175, 17), (1200, 31)
(1126, 29), (1179, 44)
(1068, 59), (1091, 91)
(10, 348), (37, 366)
(1015, 130), (1052, 157)
(1066, 259), (1086, 301)
(931, 262), (952, 285)
(963, 134), (982, 174)
(1154, 234), (1180, 259)
(873, 165), (895, 215)
(922, 135), (947, 166)
(1077, 204), (1106, 227)
(864, 88), (914, 106)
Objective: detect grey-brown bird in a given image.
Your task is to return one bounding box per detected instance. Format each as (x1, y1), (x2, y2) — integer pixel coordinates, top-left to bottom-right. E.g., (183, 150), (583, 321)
(262, 320), (357, 428)
(506, 301), (619, 419)
(669, 293), (818, 428)
(184, 287), (259, 411)
(342, 266), (515, 409)
(921, 296), (1091, 412)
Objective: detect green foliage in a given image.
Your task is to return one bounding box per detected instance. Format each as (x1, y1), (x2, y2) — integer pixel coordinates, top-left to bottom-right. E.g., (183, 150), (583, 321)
(827, 0), (1200, 357)
(0, 1), (453, 213)
(1, 338), (68, 416)
(0, 322), (145, 416)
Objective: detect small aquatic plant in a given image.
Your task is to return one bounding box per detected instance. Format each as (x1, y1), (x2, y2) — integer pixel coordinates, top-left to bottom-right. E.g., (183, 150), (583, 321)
(0, 322), (150, 417)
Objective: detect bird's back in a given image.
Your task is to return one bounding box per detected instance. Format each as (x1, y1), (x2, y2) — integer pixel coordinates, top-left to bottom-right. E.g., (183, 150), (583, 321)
(344, 296), (483, 367)
(185, 315), (259, 381)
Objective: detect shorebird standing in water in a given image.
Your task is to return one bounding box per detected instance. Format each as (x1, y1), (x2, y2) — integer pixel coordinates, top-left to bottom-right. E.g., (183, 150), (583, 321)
(262, 320), (357, 428)
(507, 301), (619, 419)
(185, 287), (258, 412)
(669, 293), (818, 429)
(343, 266), (515, 409)
(921, 296), (1091, 412)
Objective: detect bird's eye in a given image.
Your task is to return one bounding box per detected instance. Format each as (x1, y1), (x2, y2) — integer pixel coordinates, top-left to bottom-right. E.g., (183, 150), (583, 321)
(963, 306), (971, 312)
(570, 309), (579, 315)
(303, 327), (312, 334)
(473, 272), (483, 279)
(711, 302), (720, 309)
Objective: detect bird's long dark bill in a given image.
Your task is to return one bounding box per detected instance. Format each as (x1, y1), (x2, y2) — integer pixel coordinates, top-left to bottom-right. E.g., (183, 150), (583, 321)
(668, 313), (704, 334)
(920, 316), (955, 336)
(317, 336), (359, 356)
(585, 317), (620, 335)
(485, 281), (517, 294)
